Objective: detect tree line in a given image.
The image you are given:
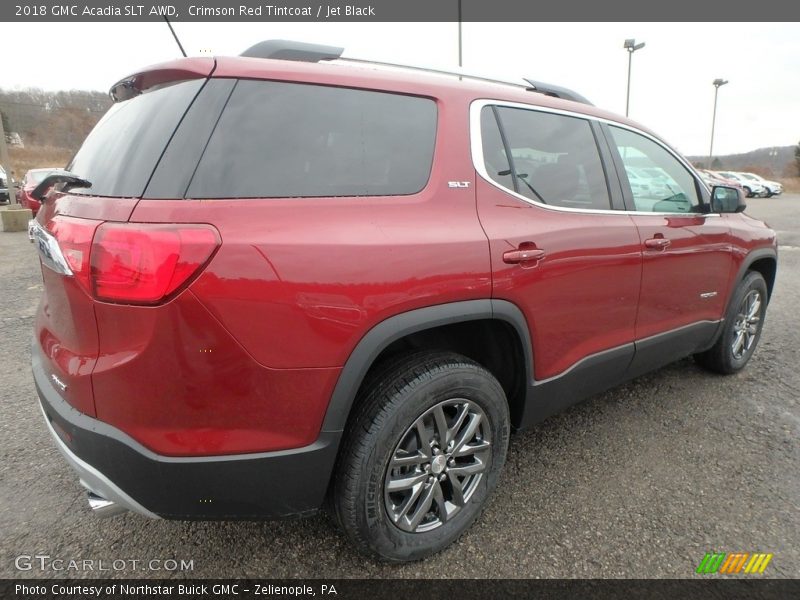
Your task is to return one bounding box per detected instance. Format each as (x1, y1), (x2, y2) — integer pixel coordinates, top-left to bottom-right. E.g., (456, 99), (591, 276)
(0, 87), (111, 150)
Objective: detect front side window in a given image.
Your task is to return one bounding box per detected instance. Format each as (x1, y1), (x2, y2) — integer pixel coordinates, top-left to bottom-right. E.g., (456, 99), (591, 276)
(480, 105), (611, 210)
(186, 81), (437, 199)
(608, 126), (700, 213)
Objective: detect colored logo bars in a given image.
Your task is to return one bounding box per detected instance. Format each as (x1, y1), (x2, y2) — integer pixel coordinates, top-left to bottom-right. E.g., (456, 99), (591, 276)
(696, 552), (773, 574)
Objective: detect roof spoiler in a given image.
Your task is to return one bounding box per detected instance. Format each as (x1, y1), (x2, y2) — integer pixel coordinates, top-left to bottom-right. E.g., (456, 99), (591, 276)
(109, 58), (216, 102)
(240, 40), (344, 62)
(523, 79), (594, 106)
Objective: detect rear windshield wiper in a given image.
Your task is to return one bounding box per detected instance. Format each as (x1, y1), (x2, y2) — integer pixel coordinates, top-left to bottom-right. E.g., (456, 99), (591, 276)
(31, 172), (92, 202)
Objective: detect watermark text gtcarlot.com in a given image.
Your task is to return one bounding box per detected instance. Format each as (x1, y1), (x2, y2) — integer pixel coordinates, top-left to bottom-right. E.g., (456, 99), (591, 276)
(14, 554), (194, 572)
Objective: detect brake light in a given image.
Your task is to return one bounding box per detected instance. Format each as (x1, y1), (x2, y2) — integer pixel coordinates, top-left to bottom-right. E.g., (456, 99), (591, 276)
(46, 216), (100, 292)
(90, 223), (220, 304)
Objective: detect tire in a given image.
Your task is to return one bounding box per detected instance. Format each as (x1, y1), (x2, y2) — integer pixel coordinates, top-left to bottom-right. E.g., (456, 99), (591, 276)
(694, 271), (768, 374)
(332, 351), (510, 562)
(743, 186), (753, 198)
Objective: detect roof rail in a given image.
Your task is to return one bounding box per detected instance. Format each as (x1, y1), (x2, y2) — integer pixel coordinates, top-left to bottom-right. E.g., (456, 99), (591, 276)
(240, 40), (343, 62)
(341, 59), (593, 105)
(336, 57), (530, 90)
(237, 40), (593, 105)
(523, 79), (594, 105)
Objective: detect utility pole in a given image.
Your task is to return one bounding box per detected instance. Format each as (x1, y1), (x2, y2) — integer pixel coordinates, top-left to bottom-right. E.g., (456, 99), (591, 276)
(0, 115), (17, 206)
(457, 0), (462, 69)
(0, 111), (30, 233)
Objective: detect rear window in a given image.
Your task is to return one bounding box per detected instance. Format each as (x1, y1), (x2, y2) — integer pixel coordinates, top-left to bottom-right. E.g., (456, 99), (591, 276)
(67, 80), (204, 197)
(185, 80), (437, 199)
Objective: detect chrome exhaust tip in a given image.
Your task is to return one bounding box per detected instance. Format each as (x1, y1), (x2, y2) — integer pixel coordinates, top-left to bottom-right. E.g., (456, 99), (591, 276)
(87, 491), (128, 518)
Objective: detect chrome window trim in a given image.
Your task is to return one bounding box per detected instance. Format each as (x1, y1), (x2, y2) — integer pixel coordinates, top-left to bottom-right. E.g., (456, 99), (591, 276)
(28, 219), (74, 276)
(469, 98), (717, 218)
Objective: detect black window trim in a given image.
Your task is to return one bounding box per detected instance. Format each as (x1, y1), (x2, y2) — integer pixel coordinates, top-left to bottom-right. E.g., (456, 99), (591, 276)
(470, 98), (717, 217)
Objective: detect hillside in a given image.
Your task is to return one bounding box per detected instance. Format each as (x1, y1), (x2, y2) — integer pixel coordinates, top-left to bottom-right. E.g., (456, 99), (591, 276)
(1, 87), (111, 176)
(688, 146), (796, 178)
(1, 88), (110, 148)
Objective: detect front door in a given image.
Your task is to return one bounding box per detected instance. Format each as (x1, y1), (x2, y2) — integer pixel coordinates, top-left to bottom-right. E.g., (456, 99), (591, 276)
(604, 124), (734, 343)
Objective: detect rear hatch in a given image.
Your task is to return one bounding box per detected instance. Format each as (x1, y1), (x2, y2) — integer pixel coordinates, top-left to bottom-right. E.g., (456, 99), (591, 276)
(33, 59), (215, 416)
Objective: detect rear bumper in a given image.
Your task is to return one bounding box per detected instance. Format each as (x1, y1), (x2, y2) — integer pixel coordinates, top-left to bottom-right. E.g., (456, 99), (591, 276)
(33, 345), (341, 519)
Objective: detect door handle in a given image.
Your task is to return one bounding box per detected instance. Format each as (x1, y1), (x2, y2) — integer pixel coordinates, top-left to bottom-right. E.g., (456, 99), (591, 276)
(503, 247), (546, 264)
(644, 237), (671, 250)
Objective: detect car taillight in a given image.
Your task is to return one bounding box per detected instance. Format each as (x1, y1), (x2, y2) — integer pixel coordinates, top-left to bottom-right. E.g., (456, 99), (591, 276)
(90, 223), (220, 305)
(47, 216), (100, 292)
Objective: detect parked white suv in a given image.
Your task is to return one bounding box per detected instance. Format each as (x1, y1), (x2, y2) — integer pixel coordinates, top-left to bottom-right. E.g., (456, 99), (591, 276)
(736, 172), (782, 197)
(715, 171), (767, 198)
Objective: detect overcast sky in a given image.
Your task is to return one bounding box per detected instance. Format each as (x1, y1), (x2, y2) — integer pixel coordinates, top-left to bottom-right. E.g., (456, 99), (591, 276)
(4, 22), (799, 156)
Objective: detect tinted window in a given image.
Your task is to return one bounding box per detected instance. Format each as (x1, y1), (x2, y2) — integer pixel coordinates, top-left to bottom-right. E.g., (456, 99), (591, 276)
(68, 80), (204, 197)
(144, 79), (237, 199)
(484, 106), (610, 210)
(608, 126), (700, 213)
(186, 81), (437, 198)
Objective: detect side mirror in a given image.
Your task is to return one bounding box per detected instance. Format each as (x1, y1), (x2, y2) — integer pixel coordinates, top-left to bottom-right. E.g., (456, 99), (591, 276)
(710, 185), (746, 213)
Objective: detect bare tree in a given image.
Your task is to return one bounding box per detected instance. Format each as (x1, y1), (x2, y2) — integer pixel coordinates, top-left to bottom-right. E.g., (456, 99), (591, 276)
(795, 140), (800, 177)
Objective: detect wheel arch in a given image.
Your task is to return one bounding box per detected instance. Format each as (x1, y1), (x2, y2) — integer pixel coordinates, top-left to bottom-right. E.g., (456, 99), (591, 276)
(320, 299), (534, 435)
(727, 248), (777, 308)
(747, 254), (777, 301)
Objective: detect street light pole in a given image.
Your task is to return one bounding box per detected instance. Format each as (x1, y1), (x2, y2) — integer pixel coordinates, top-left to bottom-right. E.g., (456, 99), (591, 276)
(708, 78), (729, 168)
(624, 38), (645, 117)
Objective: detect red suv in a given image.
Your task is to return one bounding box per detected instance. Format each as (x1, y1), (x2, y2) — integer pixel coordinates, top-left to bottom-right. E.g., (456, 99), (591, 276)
(30, 41), (777, 562)
(18, 168), (61, 216)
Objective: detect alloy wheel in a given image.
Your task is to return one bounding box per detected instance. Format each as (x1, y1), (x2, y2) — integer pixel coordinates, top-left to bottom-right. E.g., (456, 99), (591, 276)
(383, 398), (491, 533)
(732, 289), (762, 360)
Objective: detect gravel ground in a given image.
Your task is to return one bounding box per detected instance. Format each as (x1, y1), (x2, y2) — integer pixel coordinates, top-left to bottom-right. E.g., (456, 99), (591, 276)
(1, 195), (798, 579)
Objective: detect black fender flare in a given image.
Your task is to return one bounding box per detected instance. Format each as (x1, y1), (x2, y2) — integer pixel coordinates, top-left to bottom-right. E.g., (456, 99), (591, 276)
(729, 247), (778, 306)
(319, 299), (533, 433)
(709, 246), (777, 347)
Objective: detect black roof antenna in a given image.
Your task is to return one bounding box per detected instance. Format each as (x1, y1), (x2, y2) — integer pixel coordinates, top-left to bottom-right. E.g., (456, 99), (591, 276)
(164, 16), (187, 57)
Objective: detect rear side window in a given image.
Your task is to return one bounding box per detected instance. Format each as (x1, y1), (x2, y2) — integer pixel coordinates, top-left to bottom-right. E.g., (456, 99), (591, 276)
(186, 81), (437, 199)
(480, 105), (611, 210)
(68, 80), (204, 197)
